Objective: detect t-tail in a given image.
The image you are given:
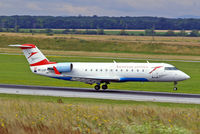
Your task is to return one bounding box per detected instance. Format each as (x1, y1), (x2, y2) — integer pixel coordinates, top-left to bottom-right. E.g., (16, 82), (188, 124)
(9, 44), (56, 66)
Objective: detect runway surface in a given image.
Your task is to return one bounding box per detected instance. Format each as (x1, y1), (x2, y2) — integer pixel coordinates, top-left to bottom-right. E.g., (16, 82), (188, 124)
(0, 84), (200, 104)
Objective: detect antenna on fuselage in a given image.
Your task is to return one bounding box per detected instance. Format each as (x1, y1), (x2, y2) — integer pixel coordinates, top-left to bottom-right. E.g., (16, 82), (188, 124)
(113, 60), (117, 63)
(147, 60), (149, 63)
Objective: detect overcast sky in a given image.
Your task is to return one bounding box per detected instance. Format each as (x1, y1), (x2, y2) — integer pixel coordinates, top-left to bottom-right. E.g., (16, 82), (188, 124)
(0, 0), (199, 18)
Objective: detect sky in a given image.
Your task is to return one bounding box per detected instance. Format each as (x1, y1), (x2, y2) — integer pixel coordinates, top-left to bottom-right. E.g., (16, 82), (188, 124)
(0, 0), (200, 18)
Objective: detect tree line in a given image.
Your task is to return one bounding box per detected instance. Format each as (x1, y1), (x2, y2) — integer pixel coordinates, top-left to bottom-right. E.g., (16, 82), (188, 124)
(0, 15), (200, 30)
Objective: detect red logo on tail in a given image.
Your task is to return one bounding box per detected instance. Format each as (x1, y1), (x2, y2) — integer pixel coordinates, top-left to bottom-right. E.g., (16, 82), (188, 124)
(28, 52), (38, 58)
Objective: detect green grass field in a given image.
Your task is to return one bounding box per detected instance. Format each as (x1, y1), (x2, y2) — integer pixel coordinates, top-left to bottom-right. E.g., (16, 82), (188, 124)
(0, 54), (198, 94)
(1, 34), (200, 56)
(17, 28), (191, 36)
(1, 54), (199, 134)
(0, 94), (199, 134)
(104, 30), (145, 35)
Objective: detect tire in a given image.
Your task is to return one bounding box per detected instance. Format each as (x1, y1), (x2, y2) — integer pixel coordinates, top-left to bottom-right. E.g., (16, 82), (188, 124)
(94, 85), (100, 90)
(173, 87), (178, 91)
(102, 85), (108, 90)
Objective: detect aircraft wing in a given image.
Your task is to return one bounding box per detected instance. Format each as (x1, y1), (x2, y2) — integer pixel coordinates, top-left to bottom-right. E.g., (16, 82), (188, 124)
(53, 75), (120, 84)
(72, 76), (120, 84)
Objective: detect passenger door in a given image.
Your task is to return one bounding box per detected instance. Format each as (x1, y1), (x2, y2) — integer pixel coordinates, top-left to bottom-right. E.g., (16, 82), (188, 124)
(152, 70), (159, 78)
(150, 66), (163, 79)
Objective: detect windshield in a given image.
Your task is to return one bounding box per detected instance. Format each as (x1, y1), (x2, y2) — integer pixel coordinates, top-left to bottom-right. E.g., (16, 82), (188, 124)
(165, 67), (178, 70)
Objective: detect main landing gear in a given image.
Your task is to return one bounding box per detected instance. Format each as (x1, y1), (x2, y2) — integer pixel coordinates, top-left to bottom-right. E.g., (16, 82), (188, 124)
(94, 82), (109, 91)
(94, 85), (101, 90)
(102, 85), (108, 90)
(173, 81), (178, 91)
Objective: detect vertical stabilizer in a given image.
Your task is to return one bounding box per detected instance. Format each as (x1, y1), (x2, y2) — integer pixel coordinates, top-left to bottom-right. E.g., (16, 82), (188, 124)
(9, 44), (56, 66)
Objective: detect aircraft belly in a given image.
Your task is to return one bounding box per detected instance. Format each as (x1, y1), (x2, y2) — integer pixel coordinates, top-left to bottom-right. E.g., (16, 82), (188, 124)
(119, 77), (149, 82)
(118, 73), (150, 82)
(52, 76), (72, 80)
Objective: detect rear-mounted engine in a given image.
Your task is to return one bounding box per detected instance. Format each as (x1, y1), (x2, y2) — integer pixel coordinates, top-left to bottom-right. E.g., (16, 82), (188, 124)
(56, 63), (73, 72)
(48, 63), (73, 72)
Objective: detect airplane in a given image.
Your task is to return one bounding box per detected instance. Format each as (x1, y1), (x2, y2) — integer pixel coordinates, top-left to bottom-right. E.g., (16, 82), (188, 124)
(9, 44), (190, 91)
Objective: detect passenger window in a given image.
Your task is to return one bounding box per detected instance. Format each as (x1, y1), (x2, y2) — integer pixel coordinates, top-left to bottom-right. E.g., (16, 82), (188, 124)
(116, 69), (118, 72)
(137, 69), (139, 72)
(96, 69), (98, 71)
(131, 69), (134, 72)
(126, 69), (128, 72)
(85, 69), (87, 71)
(90, 69), (93, 71)
(105, 69), (108, 72)
(121, 69), (123, 72)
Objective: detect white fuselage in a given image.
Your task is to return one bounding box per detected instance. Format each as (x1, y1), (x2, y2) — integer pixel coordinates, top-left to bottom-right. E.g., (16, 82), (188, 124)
(9, 44), (190, 90)
(30, 62), (190, 84)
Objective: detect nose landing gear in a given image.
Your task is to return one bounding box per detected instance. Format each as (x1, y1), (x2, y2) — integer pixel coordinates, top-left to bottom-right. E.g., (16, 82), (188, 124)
(173, 81), (178, 91)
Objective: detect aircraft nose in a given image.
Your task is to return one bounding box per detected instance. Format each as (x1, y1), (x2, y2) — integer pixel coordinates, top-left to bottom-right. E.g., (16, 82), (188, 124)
(176, 71), (190, 81)
(184, 74), (190, 80)
(180, 72), (190, 80)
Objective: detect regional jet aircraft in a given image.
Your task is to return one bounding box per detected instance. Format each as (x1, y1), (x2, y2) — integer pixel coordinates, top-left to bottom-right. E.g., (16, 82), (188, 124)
(9, 44), (190, 91)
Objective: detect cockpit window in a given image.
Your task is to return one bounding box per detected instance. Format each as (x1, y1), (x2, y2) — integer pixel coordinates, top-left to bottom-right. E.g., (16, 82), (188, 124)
(165, 67), (178, 70)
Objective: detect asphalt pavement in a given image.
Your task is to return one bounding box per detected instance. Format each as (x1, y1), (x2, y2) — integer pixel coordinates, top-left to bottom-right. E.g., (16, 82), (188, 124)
(0, 84), (200, 104)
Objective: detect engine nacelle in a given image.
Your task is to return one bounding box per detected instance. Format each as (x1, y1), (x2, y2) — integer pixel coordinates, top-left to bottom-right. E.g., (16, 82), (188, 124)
(55, 63), (73, 72)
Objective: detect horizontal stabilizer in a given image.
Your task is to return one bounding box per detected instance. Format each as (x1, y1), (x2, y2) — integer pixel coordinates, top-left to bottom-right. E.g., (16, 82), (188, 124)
(9, 44), (35, 48)
(9, 44), (25, 47)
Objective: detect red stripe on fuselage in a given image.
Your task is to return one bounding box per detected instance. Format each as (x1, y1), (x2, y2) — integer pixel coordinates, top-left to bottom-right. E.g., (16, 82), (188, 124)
(149, 66), (163, 74)
(30, 59), (56, 66)
(53, 66), (61, 75)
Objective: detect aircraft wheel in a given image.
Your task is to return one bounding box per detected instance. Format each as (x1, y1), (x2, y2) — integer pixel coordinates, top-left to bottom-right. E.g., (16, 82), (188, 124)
(173, 81), (178, 91)
(102, 85), (108, 90)
(94, 85), (100, 91)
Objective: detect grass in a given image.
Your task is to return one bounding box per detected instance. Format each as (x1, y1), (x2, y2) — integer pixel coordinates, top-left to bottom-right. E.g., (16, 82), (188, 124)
(2, 47), (200, 61)
(0, 94), (199, 134)
(104, 30), (144, 35)
(18, 28), (193, 36)
(0, 54), (199, 94)
(1, 33), (200, 56)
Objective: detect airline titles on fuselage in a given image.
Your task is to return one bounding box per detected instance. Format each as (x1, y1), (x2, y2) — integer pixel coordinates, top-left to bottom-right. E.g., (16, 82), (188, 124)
(116, 65), (149, 69)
